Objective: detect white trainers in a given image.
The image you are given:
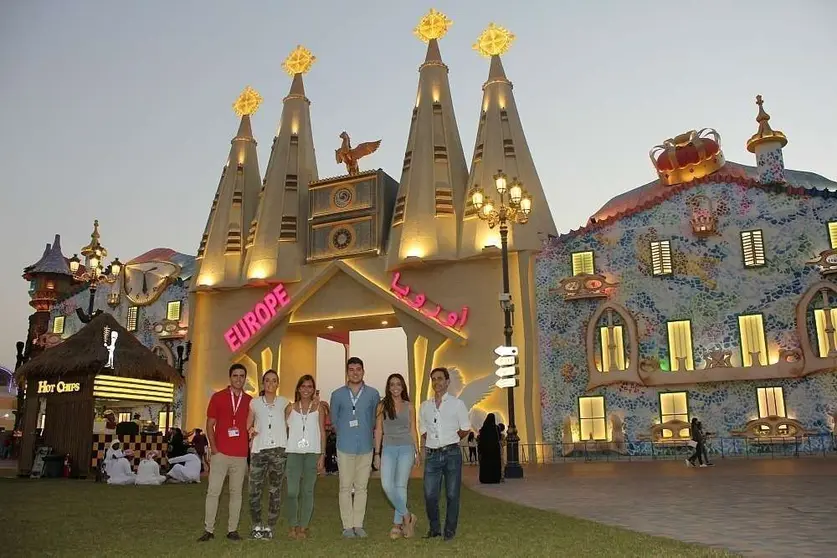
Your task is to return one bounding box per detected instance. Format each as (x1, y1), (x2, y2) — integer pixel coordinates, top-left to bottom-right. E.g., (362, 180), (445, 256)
(699, 464), (707, 468)
(685, 459), (692, 467)
(250, 526), (263, 540)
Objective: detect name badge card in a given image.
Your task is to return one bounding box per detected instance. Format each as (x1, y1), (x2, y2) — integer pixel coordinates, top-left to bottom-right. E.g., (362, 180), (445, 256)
(228, 427), (240, 438)
(349, 419), (359, 428)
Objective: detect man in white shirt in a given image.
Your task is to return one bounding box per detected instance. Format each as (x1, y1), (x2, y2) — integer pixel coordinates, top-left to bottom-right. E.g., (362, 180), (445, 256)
(418, 367), (471, 541)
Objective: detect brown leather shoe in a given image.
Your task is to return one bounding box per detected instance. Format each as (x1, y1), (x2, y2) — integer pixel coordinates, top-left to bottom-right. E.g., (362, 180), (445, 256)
(297, 527), (309, 540)
(288, 527), (299, 540)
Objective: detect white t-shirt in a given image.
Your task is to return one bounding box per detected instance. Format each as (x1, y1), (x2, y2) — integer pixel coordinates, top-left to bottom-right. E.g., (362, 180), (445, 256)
(286, 401), (322, 454)
(419, 393), (470, 449)
(250, 395), (289, 453)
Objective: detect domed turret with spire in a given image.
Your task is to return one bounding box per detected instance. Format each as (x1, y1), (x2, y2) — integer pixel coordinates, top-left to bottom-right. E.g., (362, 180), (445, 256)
(244, 45), (319, 283)
(385, 9), (469, 270)
(746, 94), (788, 184)
(194, 86), (264, 287)
(459, 23), (556, 259)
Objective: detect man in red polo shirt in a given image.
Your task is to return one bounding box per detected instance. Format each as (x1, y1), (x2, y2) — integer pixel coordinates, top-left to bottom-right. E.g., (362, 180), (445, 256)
(198, 363), (252, 542)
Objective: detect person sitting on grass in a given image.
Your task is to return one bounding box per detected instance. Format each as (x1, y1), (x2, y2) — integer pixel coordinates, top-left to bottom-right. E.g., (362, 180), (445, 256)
(167, 449), (201, 483)
(107, 448), (136, 485)
(136, 450), (166, 486)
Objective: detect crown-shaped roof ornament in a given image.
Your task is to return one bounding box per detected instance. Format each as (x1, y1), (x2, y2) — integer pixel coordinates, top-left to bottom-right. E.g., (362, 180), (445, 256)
(746, 94), (787, 153)
(80, 219), (107, 259)
(649, 129), (726, 186)
(232, 86), (263, 117)
(473, 23), (515, 57)
(414, 8), (452, 43)
(282, 45), (316, 76)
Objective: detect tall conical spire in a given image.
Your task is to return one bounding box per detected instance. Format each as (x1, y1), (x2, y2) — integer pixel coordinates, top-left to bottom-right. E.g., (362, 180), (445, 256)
(386, 9), (469, 270)
(459, 24), (556, 258)
(194, 86), (263, 288)
(245, 46), (319, 283)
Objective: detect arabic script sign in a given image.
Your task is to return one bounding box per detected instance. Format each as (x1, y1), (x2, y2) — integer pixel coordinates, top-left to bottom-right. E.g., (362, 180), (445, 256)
(389, 272), (468, 330)
(224, 284), (291, 351)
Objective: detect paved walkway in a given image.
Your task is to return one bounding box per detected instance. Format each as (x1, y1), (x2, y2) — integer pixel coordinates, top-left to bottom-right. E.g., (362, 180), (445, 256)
(463, 459), (837, 557)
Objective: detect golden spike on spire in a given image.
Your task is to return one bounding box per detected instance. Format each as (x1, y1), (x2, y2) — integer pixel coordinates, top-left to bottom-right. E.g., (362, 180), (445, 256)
(232, 86), (263, 117)
(282, 45), (316, 76)
(746, 94), (787, 153)
(414, 8), (452, 43)
(473, 23), (516, 57)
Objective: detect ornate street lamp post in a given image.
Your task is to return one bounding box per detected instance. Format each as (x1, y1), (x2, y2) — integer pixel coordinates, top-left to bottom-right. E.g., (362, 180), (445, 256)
(469, 170), (532, 479)
(68, 253), (122, 322)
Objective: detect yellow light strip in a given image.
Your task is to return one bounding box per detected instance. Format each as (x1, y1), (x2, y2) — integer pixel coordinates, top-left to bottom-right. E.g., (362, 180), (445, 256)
(93, 387), (173, 400)
(95, 374), (174, 388)
(94, 378), (174, 393)
(93, 391), (173, 404)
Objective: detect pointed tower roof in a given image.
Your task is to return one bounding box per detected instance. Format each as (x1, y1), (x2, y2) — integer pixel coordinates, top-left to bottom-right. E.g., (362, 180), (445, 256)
(194, 86), (263, 288)
(747, 94), (788, 153)
(386, 9), (469, 270)
(459, 24), (557, 258)
(23, 234), (72, 277)
(244, 46), (319, 284)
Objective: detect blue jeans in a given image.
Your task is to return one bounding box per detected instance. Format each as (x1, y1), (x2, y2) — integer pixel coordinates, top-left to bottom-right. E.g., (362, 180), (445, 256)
(423, 444), (462, 537)
(380, 444), (415, 524)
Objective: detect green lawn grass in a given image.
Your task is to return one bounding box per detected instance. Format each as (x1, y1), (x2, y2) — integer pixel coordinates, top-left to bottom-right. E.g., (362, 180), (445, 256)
(1, 476), (735, 557)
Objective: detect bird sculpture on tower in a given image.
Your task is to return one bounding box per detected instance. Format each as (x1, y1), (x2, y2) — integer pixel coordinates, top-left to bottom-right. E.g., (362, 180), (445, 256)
(335, 131), (381, 175)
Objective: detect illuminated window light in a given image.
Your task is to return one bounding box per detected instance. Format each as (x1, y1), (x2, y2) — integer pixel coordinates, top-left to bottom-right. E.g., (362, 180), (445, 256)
(598, 325), (625, 372)
(52, 316), (65, 335)
(118, 412), (132, 423)
(738, 314), (768, 366)
(666, 320), (694, 371)
(828, 222), (837, 249)
(757, 386), (786, 418)
(650, 240), (673, 276)
(813, 308), (837, 357)
(741, 230), (766, 267)
(167, 301), (182, 321)
(127, 306), (139, 332)
(578, 396), (607, 441)
(659, 392), (689, 423)
(571, 251), (594, 276)
(158, 410), (173, 429)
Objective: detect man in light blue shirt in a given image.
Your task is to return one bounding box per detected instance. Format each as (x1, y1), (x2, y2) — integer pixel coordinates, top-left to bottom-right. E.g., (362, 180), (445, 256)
(329, 356), (380, 538)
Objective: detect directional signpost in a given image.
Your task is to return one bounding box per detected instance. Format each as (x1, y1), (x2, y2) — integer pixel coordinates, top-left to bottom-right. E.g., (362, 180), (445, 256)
(494, 345), (519, 389)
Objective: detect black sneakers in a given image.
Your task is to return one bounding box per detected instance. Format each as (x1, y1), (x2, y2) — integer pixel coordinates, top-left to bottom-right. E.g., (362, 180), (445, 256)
(197, 532), (214, 542)
(226, 531), (242, 541)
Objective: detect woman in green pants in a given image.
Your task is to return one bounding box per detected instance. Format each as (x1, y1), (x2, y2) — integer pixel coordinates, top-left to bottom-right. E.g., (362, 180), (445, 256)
(284, 374), (326, 539)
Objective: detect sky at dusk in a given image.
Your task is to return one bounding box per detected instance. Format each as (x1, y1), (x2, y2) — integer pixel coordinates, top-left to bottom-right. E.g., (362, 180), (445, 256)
(1, 1), (835, 375)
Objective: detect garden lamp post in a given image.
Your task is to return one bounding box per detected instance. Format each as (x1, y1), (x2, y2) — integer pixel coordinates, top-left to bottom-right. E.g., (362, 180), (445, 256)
(469, 170), (532, 480)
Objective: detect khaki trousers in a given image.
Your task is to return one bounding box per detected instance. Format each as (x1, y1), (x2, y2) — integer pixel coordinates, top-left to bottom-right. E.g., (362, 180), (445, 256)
(337, 450), (373, 529)
(204, 452), (248, 534)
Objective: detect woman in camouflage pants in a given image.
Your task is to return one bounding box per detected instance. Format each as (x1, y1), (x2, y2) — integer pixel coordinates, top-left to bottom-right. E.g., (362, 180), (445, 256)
(246, 370), (290, 540)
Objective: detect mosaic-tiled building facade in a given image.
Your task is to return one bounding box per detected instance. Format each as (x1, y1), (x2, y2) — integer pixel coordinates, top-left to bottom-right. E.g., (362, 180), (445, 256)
(537, 102), (837, 456)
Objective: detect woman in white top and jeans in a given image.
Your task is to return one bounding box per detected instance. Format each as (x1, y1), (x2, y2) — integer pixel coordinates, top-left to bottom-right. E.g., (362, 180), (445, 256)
(284, 374), (326, 540)
(246, 369), (290, 540)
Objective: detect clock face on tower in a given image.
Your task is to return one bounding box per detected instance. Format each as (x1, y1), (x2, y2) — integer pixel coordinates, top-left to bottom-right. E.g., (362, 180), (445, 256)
(122, 261), (180, 306)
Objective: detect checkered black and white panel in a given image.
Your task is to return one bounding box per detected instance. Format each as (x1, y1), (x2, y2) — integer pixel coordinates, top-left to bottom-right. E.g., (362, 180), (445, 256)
(91, 434), (169, 470)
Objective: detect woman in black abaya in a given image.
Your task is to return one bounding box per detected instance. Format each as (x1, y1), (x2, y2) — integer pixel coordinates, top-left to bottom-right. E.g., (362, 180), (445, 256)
(478, 413), (502, 484)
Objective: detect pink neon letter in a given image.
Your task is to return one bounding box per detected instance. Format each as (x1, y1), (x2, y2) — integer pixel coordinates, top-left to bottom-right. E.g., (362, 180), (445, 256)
(224, 329), (241, 351)
(263, 293), (279, 315)
(272, 284), (290, 307)
(254, 302), (271, 324)
(244, 312), (260, 335)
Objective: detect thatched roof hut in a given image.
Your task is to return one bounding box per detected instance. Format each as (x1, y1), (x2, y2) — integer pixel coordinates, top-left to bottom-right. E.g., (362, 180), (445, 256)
(16, 312), (182, 385)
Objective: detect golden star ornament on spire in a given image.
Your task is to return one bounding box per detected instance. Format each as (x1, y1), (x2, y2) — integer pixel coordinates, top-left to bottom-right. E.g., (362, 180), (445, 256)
(473, 23), (516, 57)
(232, 86), (263, 117)
(414, 8), (452, 43)
(283, 45), (316, 76)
